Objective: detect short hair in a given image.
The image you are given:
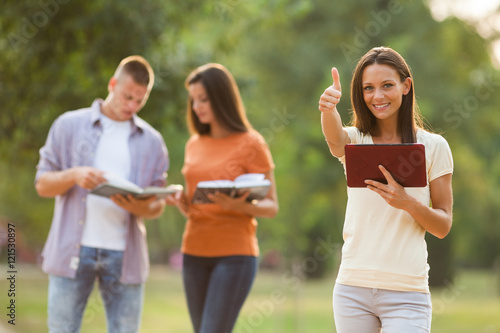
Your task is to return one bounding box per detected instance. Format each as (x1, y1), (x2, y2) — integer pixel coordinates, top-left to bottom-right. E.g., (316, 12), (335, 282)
(350, 47), (424, 143)
(114, 55), (154, 92)
(184, 63), (252, 135)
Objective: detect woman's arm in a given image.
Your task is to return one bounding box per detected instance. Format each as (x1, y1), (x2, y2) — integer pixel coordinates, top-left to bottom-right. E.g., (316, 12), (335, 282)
(318, 68), (350, 157)
(365, 166), (453, 239)
(408, 174), (453, 238)
(166, 189), (190, 217)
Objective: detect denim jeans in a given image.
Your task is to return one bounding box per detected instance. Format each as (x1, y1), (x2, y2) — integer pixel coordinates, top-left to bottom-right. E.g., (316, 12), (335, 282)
(48, 246), (144, 333)
(182, 254), (258, 333)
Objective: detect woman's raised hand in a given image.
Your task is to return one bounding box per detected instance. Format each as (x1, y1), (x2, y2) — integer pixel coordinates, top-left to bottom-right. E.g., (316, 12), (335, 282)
(318, 67), (342, 113)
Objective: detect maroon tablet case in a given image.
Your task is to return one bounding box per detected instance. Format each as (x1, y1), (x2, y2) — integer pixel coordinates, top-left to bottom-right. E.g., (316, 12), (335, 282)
(344, 144), (427, 187)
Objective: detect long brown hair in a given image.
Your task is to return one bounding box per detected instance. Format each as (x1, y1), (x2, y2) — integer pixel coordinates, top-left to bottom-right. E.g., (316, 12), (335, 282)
(185, 63), (252, 135)
(350, 47), (424, 143)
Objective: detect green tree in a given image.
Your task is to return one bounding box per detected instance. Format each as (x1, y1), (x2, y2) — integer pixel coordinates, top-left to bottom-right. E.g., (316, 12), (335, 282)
(1, 0), (499, 283)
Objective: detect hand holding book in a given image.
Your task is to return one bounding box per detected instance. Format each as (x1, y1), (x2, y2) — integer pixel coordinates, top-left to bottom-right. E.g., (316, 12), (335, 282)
(192, 173), (271, 204)
(90, 173), (183, 199)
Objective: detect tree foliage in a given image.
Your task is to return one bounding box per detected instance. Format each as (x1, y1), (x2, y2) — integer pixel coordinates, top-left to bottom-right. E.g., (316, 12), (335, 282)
(1, 0), (499, 280)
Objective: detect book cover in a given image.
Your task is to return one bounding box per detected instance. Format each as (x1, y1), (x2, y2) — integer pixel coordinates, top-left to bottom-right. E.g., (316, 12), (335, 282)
(344, 144), (427, 187)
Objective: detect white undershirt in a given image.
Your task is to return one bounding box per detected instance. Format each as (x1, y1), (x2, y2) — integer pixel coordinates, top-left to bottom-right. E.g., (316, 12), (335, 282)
(81, 115), (132, 251)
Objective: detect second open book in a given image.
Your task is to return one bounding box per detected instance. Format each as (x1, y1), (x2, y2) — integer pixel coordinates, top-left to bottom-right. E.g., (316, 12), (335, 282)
(192, 173), (271, 204)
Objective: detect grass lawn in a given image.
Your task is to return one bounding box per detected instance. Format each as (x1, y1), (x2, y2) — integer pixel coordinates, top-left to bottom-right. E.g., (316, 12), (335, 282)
(2, 265), (500, 332)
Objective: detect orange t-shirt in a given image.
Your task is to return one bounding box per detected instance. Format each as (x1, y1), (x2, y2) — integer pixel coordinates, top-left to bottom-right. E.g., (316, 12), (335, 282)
(181, 130), (275, 257)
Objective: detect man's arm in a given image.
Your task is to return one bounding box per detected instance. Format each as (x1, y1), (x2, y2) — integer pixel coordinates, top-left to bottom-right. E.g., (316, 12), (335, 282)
(110, 132), (170, 219)
(111, 195), (166, 219)
(35, 167), (106, 197)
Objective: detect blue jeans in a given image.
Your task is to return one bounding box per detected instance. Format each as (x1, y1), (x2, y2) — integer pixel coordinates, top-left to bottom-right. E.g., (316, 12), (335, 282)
(182, 254), (258, 333)
(48, 246), (144, 333)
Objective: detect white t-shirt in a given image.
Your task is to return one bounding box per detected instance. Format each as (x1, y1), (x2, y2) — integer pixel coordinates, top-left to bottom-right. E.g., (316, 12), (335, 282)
(81, 115), (132, 251)
(336, 127), (453, 293)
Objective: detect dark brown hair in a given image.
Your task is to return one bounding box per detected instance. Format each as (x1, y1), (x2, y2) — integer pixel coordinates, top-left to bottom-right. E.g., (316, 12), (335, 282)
(114, 55), (154, 91)
(185, 63), (252, 135)
(350, 47), (424, 143)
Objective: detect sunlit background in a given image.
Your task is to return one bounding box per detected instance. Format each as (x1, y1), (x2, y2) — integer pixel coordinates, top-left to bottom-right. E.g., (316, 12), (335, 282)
(1, 0), (500, 332)
(430, 0), (500, 65)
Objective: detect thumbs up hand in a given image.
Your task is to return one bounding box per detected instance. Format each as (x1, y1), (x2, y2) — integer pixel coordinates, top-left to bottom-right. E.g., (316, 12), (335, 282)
(318, 67), (342, 113)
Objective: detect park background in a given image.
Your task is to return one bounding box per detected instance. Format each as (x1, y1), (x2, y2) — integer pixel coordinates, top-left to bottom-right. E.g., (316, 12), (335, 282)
(1, 0), (500, 332)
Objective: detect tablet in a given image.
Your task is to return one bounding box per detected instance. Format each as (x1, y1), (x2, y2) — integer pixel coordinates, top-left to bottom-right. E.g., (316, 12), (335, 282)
(344, 144), (427, 187)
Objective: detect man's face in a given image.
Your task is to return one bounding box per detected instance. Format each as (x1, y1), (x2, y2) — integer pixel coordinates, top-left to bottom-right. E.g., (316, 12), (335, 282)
(104, 74), (149, 121)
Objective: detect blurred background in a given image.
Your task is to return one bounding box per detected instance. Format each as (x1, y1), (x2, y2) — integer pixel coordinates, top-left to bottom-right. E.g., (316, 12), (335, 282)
(1, 0), (500, 332)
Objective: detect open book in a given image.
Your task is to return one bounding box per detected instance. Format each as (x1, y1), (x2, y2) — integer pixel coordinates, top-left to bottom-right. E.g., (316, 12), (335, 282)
(90, 173), (183, 199)
(192, 173), (271, 204)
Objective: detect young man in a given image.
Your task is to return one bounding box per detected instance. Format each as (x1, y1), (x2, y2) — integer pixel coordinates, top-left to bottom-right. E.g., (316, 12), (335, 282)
(35, 55), (169, 333)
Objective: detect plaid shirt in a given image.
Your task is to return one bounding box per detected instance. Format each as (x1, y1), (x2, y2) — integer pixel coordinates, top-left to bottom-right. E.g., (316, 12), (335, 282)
(35, 99), (169, 284)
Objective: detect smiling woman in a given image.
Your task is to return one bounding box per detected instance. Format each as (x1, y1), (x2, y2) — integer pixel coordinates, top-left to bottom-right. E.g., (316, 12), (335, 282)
(347, 47), (423, 145)
(318, 46), (454, 333)
(360, 63), (412, 141)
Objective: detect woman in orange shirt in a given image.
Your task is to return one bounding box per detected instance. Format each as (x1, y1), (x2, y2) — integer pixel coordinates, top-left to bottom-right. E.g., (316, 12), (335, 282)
(171, 63), (279, 333)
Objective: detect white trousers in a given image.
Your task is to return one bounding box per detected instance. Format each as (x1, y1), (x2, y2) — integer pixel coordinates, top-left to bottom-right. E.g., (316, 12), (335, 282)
(333, 283), (432, 333)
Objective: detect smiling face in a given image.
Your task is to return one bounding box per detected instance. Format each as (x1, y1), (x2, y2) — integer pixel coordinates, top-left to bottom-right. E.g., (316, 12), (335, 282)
(361, 63), (411, 123)
(102, 74), (149, 121)
(188, 81), (216, 125)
